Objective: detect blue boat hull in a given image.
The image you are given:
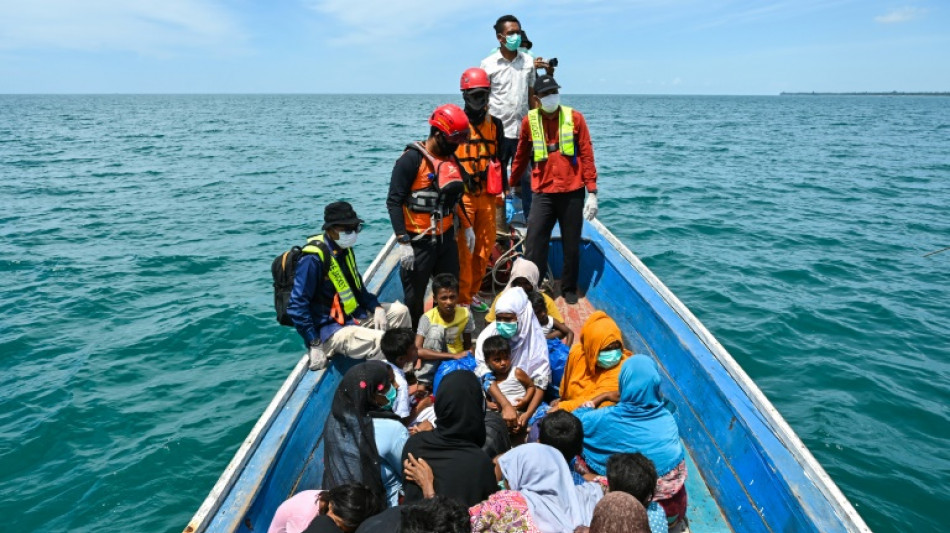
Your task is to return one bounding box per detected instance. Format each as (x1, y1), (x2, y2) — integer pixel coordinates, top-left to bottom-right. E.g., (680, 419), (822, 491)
(185, 220), (870, 533)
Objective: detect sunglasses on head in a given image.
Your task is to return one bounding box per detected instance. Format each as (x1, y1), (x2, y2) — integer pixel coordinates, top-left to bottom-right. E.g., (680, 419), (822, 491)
(442, 129), (470, 144)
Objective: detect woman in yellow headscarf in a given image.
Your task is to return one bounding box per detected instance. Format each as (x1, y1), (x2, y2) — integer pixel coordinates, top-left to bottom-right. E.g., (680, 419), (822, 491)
(555, 311), (632, 412)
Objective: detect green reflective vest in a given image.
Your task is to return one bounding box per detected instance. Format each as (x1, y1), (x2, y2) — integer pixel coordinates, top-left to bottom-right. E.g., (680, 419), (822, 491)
(302, 234), (362, 316)
(527, 106), (575, 162)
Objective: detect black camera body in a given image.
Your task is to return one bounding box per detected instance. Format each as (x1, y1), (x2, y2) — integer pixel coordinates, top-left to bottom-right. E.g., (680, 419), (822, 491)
(548, 58), (559, 68)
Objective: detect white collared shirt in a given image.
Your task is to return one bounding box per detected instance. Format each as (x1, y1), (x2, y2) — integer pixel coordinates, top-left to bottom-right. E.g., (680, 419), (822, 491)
(480, 49), (537, 138)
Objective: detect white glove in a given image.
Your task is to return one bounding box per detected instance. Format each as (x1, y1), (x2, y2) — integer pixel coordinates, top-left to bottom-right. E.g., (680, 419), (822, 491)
(308, 343), (329, 371)
(373, 306), (388, 331)
(398, 243), (414, 270)
(583, 192), (598, 221)
(464, 227), (476, 254)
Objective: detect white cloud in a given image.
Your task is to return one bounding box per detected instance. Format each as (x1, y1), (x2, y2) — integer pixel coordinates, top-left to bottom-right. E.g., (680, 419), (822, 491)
(0, 0), (246, 55)
(875, 7), (926, 24)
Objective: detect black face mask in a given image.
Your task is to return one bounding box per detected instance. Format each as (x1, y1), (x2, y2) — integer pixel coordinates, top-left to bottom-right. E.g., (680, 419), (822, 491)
(465, 106), (487, 125)
(434, 133), (459, 156)
(463, 91), (490, 121)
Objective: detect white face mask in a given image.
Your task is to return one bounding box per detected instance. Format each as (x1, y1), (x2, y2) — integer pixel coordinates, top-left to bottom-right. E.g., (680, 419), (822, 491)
(335, 231), (358, 249)
(539, 93), (560, 113)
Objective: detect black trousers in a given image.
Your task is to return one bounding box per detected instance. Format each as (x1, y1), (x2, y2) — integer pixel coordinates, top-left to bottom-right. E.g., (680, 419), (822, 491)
(524, 188), (585, 292)
(401, 228), (460, 329)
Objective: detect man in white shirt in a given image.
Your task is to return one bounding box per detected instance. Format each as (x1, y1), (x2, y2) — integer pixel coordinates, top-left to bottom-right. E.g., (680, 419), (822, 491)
(480, 14), (549, 226)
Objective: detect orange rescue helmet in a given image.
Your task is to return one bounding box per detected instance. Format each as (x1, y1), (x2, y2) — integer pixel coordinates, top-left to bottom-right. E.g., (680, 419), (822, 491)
(460, 67), (491, 91)
(429, 104), (470, 143)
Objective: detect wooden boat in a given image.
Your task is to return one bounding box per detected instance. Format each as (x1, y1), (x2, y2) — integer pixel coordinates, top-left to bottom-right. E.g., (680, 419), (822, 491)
(185, 219), (871, 533)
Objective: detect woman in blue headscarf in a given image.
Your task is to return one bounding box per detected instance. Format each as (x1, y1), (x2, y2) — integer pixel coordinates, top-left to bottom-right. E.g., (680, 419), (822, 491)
(574, 356), (688, 527)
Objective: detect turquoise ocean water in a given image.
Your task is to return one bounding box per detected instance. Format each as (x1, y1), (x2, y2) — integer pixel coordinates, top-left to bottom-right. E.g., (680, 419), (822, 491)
(1, 95), (947, 532)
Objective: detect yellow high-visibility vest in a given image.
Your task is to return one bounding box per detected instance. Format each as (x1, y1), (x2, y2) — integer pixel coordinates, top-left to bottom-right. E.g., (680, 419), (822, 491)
(528, 106), (575, 162)
(302, 234), (362, 316)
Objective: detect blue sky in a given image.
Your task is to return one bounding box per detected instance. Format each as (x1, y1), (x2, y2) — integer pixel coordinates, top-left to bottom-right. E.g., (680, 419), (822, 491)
(0, 0), (947, 94)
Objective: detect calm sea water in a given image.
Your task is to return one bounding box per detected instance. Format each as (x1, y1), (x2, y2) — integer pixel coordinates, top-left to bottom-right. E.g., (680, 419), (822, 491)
(1, 94), (947, 532)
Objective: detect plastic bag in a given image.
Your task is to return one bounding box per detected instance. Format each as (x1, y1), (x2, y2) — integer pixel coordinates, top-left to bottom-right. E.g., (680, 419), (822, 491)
(432, 352), (478, 395)
(547, 338), (571, 397)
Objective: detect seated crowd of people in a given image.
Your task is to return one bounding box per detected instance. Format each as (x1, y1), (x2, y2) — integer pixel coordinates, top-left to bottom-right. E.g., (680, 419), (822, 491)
(269, 258), (688, 533)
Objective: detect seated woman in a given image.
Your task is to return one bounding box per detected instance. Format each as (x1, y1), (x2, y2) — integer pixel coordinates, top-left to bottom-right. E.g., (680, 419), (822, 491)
(588, 492), (650, 533)
(485, 257), (562, 323)
(554, 311), (631, 412)
(267, 483), (379, 533)
(322, 361), (408, 508)
(474, 287), (551, 431)
(574, 357), (689, 527)
(400, 370), (498, 507)
(470, 443), (604, 533)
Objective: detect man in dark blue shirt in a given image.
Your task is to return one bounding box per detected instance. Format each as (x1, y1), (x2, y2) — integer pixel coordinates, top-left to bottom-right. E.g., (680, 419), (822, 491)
(288, 202), (410, 370)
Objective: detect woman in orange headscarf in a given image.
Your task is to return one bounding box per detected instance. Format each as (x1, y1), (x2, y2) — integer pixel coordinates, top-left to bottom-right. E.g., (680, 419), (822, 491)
(555, 311), (633, 412)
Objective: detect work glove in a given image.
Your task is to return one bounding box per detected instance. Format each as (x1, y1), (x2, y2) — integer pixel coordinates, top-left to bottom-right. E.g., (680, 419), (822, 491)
(583, 192), (598, 221)
(374, 306), (389, 331)
(464, 227), (476, 254)
(308, 342), (329, 371)
(505, 196), (515, 224)
(398, 243), (414, 270)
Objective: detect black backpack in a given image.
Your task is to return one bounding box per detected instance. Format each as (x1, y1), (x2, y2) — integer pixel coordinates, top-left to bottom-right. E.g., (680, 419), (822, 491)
(271, 240), (329, 327)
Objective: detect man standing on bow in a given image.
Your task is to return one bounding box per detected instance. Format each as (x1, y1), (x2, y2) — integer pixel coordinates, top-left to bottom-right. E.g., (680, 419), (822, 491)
(387, 104), (471, 328)
(480, 14), (552, 228)
(455, 67), (507, 313)
(288, 201), (411, 370)
(510, 74), (599, 305)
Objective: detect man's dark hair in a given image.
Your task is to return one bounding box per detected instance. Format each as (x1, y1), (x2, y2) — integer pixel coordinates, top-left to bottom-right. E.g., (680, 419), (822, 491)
(380, 328), (415, 364)
(317, 483), (380, 530)
(494, 14), (520, 34)
(527, 290), (546, 313)
(432, 273), (459, 294)
(606, 452), (658, 506)
(539, 410), (584, 461)
(400, 495), (469, 533)
(482, 334), (510, 359)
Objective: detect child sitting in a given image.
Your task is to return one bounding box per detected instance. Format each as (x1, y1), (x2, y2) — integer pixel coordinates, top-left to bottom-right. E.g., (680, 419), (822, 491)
(538, 409), (591, 486)
(414, 273), (473, 385)
(528, 291), (572, 399)
(606, 453), (668, 533)
(481, 334), (543, 438)
(528, 291), (573, 344)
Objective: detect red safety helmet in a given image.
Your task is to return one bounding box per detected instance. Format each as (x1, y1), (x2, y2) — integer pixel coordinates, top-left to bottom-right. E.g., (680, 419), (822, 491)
(429, 104), (470, 143)
(460, 67), (491, 91)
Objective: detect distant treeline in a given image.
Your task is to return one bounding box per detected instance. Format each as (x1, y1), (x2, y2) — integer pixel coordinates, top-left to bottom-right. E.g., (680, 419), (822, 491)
(780, 91), (950, 96)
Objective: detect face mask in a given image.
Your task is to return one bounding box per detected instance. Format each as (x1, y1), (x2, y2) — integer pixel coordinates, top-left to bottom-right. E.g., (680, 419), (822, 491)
(382, 384), (397, 410)
(463, 91), (490, 113)
(539, 94), (560, 113)
(504, 33), (522, 51)
(596, 348), (623, 369)
(496, 321), (517, 339)
(335, 231), (358, 249)
(434, 133), (459, 156)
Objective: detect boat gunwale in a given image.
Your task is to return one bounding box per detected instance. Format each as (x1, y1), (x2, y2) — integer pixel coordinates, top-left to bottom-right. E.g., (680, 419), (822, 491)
(588, 218), (870, 532)
(184, 235), (397, 533)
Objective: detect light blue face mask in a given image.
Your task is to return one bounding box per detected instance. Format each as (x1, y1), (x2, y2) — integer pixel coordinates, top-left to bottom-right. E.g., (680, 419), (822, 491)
(382, 384), (397, 410)
(504, 33), (522, 51)
(496, 321), (518, 339)
(596, 349), (623, 369)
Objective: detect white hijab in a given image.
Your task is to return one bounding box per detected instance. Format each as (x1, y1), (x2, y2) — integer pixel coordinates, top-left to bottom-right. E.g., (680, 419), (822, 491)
(506, 257), (540, 291)
(475, 287), (551, 389)
(499, 443), (603, 533)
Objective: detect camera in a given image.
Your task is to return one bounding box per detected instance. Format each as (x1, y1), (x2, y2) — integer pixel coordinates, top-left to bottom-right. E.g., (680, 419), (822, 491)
(548, 58), (558, 68)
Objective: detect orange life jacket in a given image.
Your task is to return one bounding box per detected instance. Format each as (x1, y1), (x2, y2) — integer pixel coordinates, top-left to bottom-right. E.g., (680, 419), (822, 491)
(402, 143), (461, 235)
(455, 115), (499, 194)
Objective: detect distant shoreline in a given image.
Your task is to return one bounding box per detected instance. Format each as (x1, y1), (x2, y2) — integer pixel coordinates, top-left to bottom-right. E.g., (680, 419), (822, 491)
(780, 91), (950, 96)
